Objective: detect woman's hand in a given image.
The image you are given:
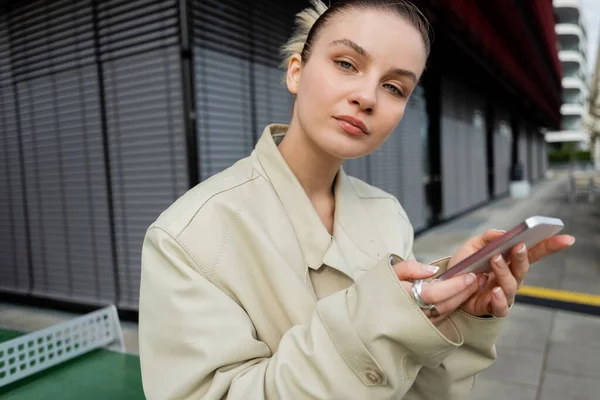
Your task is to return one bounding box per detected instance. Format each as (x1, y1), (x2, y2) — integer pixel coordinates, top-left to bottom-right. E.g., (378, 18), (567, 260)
(450, 229), (575, 318)
(391, 260), (483, 323)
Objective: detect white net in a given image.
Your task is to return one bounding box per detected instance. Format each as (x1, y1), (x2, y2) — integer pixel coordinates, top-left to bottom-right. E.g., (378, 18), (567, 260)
(0, 305), (124, 388)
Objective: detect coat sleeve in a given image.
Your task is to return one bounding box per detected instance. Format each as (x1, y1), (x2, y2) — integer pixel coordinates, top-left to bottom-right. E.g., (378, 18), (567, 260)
(391, 199), (505, 399)
(403, 259), (506, 400)
(138, 226), (467, 400)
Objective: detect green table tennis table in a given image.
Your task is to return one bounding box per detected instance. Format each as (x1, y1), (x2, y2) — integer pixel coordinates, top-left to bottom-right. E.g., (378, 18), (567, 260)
(0, 311), (145, 400)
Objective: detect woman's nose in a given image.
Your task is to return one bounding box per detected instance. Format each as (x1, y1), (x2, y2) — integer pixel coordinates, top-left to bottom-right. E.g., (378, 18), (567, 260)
(348, 86), (376, 114)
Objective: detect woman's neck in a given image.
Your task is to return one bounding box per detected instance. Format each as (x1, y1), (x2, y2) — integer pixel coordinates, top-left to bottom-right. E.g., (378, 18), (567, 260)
(277, 121), (343, 200)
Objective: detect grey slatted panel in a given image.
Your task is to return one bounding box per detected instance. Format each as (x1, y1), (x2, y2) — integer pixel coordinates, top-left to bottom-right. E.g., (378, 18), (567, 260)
(97, 0), (179, 62)
(16, 71), (116, 304)
(0, 13), (30, 294)
(470, 97), (488, 205)
(102, 48), (186, 310)
(457, 116), (469, 213)
(396, 85), (427, 230)
(493, 115), (511, 196)
(99, 0), (186, 309)
(9, 0), (95, 81)
(442, 78), (487, 218)
(368, 132), (402, 203)
(367, 89), (428, 214)
(52, 67), (115, 304)
(254, 63), (293, 131)
(192, 0), (296, 181)
(441, 79), (459, 218)
(541, 136), (548, 178)
(461, 89), (488, 209)
(531, 132), (539, 181)
(538, 135), (545, 180)
(195, 48), (254, 181)
(343, 156), (370, 183)
(9, 0), (118, 304)
(17, 76), (70, 298)
(251, 0), (295, 133)
(518, 123), (529, 182)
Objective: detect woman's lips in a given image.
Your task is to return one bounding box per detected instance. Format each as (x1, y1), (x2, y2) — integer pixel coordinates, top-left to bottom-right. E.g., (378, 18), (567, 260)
(334, 116), (368, 136)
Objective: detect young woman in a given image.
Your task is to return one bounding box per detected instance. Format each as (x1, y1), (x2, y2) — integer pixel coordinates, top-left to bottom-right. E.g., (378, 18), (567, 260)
(138, 1), (574, 398)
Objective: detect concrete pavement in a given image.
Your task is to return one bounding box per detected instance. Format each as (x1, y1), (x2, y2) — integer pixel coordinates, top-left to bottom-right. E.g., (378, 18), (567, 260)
(414, 173), (600, 400)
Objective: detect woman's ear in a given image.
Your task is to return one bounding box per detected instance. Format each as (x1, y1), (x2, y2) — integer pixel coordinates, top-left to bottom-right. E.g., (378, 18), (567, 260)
(286, 53), (303, 95)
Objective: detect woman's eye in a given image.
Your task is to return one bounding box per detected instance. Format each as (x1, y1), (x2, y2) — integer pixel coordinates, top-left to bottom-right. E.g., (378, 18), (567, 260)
(335, 60), (356, 71)
(384, 83), (405, 98)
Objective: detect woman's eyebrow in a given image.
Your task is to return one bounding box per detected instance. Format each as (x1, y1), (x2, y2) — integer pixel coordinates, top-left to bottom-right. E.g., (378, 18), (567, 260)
(328, 38), (417, 83)
(390, 68), (418, 83)
(328, 38), (371, 60)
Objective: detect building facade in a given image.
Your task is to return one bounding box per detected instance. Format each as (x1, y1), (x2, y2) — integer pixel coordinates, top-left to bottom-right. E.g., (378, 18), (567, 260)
(0, 0), (560, 312)
(546, 0), (590, 147)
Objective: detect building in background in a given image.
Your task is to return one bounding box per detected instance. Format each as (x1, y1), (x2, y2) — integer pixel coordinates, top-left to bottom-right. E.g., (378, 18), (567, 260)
(546, 0), (590, 149)
(585, 40), (600, 169)
(0, 0), (560, 313)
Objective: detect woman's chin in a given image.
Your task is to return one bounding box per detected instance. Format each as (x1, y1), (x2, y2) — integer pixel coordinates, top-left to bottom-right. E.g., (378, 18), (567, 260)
(321, 140), (373, 161)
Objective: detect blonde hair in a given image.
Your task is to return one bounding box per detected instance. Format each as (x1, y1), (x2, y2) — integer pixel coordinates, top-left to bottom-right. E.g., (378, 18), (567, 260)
(280, 0), (432, 80)
(279, 0), (329, 71)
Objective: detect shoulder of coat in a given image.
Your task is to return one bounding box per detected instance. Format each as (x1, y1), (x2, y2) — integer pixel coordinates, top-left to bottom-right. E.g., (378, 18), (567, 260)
(149, 157), (260, 237)
(346, 176), (410, 223)
(347, 175), (396, 201)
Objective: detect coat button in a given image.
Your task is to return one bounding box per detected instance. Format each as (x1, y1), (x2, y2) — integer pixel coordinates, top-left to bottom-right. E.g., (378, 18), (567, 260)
(365, 369), (383, 385)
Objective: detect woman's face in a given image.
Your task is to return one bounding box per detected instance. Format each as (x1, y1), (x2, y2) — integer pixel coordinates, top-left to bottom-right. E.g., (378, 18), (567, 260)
(286, 9), (427, 160)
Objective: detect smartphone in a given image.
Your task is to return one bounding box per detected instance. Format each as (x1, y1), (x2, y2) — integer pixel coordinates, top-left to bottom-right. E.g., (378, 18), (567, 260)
(436, 216), (564, 281)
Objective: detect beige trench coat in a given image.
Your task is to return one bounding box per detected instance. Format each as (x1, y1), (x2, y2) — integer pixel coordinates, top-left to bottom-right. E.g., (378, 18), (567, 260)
(139, 124), (505, 399)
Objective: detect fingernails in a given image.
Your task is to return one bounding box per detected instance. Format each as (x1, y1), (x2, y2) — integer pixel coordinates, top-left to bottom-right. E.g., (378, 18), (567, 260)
(569, 237), (576, 246)
(424, 265), (439, 274)
(493, 286), (502, 297)
(517, 244), (527, 255)
(493, 254), (503, 264)
(466, 273), (476, 285)
(494, 229), (506, 233)
(478, 274), (488, 288)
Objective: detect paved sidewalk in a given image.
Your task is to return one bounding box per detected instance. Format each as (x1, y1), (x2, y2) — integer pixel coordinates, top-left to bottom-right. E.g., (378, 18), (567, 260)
(414, 174), (600, 400)
(1, 174), (599, 399)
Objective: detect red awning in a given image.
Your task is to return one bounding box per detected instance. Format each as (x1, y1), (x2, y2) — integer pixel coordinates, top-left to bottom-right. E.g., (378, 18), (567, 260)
(430, 0), (562, 127)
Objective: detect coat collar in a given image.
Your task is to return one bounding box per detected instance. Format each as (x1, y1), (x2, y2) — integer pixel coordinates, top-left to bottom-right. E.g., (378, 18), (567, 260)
(253, 124), (387, 274)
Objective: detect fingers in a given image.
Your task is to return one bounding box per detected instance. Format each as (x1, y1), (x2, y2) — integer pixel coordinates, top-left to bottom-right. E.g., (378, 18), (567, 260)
(510, 243), (530, 289)
(430, 274), (487, 318)
(490, 286), (510, 317)
(527, 235), (575, 264)
(490, 253), (518, 305)
(393, 260), (440, 281)
(420, 273), (478, 304)
(467, 229), (505, 251)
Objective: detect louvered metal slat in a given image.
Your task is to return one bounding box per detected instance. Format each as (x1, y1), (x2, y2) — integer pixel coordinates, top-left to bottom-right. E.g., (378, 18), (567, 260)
(440, 79), (489, 217)
(7, 0), (117, 305)
(397, 86), (427, 231)
(17, 77), (70, 298)
(470, 97), (488, 205)
(541, 136), (548, 178)
(253, 63), (293, 128)
(493, 114), (511, 196)
(441, 79), (460, 218)
(368, 122), (402, 206)
(102, 45), (186, 309)
(192, 0), (296, 182)
(9, 0), (95, 82)
(97, 0), (178, 61)
(0, 13), (30, 293)
(195, 48), (254, 181)
(15, 65), (116, 303)
(519, 123), (529, 182)
(531, 131), (539, 181)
